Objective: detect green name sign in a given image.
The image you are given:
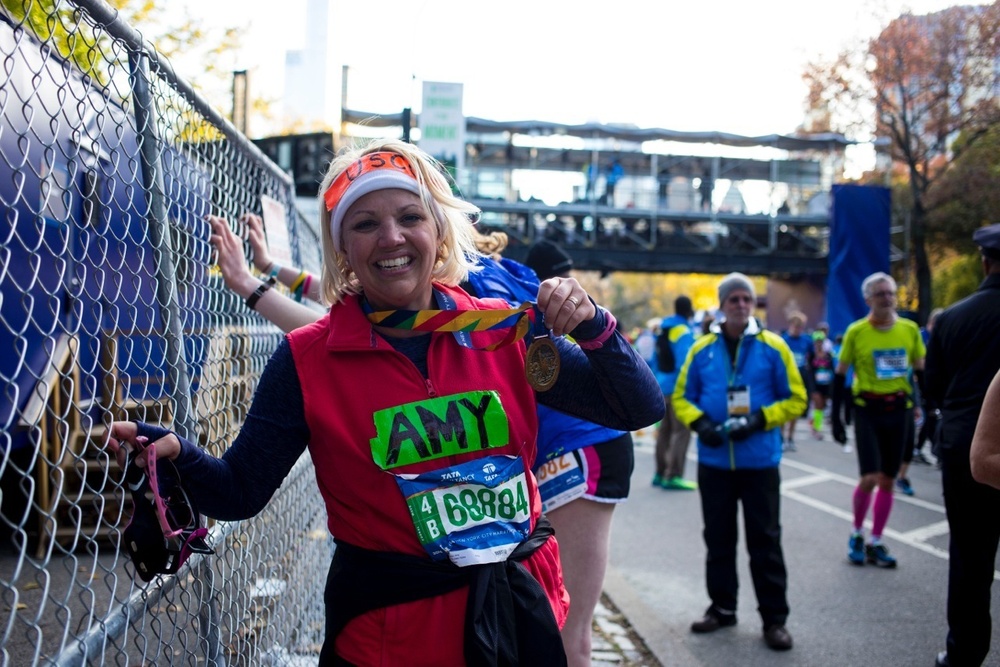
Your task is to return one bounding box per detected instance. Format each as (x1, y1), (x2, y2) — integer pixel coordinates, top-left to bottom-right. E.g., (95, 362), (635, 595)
(370, 391), (510, 469)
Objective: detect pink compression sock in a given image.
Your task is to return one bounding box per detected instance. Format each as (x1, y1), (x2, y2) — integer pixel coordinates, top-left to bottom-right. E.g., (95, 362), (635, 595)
(871, 489), (894, 539)
(852, 487), (872, 532)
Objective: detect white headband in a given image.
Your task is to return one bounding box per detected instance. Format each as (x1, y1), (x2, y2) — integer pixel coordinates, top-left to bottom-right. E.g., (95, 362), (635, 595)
(328, 169), (423, 254)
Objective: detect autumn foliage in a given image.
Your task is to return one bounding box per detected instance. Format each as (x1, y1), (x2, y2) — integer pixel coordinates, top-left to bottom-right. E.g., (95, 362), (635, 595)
(804, 3), (1000, 321)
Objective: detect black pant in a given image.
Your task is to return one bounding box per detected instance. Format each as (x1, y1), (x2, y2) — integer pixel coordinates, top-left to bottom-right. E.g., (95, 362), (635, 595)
(698, 464), (789, 627)
(917, 407), (940, 457)
(941, 447), (1000, 666)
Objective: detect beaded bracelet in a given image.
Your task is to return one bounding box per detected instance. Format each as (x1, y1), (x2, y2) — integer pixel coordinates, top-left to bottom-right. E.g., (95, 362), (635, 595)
(246, 276), (277, 311)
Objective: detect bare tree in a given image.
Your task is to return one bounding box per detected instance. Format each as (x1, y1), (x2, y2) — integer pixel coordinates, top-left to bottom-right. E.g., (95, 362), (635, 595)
(804, 3), (1000, 322)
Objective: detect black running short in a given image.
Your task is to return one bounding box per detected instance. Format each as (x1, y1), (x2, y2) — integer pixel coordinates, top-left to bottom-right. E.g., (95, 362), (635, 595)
(853, 402), (912, 478)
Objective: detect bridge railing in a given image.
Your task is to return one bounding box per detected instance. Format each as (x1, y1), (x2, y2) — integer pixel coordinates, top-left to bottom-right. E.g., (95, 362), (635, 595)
(0, 1), (327, 665)
(457, 139), (832, 273)
(472, 199), (830, 275)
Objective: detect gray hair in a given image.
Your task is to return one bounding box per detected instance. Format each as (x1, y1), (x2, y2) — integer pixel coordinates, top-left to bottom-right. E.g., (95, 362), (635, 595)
(861, 272), (896, 299)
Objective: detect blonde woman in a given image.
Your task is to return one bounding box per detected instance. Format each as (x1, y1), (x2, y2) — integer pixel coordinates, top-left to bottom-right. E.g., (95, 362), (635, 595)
(109, 139), (663, 666)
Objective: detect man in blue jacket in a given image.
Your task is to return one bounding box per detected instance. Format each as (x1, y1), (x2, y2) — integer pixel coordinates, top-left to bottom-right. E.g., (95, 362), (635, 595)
(652, 295), (696, 490)
(673, 273), (807, 652)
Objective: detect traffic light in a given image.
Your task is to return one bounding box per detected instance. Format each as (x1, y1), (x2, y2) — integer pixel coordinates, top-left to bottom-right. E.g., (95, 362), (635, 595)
(253, 132), (335, 198)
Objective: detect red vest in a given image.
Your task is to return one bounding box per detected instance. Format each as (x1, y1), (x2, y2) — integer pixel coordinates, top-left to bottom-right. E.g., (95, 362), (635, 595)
(288, 285), (567, 665)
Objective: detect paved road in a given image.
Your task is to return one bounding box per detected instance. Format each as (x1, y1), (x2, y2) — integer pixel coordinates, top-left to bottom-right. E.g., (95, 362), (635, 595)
(602, 425), (1000, 667)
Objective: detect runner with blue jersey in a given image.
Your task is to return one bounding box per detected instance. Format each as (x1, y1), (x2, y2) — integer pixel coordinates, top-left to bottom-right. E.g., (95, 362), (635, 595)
(780, 311), (814, 452)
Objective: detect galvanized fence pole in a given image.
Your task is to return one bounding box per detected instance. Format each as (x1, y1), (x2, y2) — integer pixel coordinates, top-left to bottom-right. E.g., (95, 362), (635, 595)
(127, 46), (226, 667)
(71, 0), (293, 189)
(127, 51), (197, 443)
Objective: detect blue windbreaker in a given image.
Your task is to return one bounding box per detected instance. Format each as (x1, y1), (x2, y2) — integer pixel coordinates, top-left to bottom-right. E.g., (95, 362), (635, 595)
(673, 318), (807, 470)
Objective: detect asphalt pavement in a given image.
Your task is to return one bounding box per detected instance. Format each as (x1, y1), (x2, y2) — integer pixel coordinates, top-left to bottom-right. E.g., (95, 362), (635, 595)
(6, 423), (990, 666)
(601, 424), (1000, 667)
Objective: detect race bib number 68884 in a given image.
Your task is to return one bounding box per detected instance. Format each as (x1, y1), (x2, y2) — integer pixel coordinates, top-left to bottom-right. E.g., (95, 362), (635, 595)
(397, 455), (532, 567)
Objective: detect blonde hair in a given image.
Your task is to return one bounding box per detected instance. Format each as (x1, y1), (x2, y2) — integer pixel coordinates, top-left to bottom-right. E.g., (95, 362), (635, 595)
(473, 228), (509, 259)
(317, 139), (484, 304)
(787, 311), (807, 326)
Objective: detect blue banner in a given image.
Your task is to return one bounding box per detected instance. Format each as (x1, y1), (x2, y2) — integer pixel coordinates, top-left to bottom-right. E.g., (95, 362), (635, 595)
(827, 184), (891, 337)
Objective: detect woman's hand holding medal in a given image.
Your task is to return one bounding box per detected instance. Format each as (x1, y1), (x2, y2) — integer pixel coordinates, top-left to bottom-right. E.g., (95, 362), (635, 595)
(536, 277), (595, 337)
(525, 277), (596, 392)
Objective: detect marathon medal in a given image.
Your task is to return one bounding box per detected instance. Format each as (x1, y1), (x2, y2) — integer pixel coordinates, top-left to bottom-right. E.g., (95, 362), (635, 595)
(526, 335), (560, 392)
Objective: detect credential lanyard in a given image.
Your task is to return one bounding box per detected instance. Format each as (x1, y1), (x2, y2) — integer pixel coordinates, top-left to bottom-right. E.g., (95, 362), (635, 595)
(725, 333), (748, 389)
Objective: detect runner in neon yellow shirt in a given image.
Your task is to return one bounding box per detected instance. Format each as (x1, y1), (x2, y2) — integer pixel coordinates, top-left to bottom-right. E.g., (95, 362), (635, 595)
(831, 272), (926, 569)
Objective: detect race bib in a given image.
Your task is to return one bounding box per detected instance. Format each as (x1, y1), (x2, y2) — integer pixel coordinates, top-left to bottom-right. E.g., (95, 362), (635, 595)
(535, 453), (586, 513)
(793, 352), (806, 368)
(397, 455), (531, 566)
(727, 386), (751, 416)
(814, 368), (833, 385)
(873, 349), (908, 380)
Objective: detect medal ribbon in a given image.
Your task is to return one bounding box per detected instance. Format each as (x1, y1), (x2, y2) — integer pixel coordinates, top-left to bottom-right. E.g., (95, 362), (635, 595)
(365, 301), (538, 351)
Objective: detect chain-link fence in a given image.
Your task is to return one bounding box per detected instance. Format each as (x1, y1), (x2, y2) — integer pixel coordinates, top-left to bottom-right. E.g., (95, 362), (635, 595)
(0, 1), (329, 664)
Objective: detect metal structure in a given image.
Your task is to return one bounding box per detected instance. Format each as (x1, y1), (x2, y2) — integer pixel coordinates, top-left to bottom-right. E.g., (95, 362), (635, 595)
(465, 143), (834, 276)
(0, 2), (327, 664)
(343, 109), (847, 277)
(473, 201), (830, 276)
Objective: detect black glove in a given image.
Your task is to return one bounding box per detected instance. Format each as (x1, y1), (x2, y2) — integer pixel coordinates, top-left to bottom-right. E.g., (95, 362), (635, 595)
(831, 373), (848, 444)
(727, 409), (766, 441)
(692, 415), (725, 448)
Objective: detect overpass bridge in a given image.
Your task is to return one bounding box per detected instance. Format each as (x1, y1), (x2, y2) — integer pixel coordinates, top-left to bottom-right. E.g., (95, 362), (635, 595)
(471, 199), (829, 276)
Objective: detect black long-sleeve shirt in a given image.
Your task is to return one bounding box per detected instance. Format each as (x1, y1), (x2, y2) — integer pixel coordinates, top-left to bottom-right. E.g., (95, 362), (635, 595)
(925, 272), (1000, 451)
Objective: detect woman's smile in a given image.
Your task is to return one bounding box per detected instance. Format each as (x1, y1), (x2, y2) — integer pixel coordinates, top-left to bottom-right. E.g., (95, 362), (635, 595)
(341, 188), (439, 311)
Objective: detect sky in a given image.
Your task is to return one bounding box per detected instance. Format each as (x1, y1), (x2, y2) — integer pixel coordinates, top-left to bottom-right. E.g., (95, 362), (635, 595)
(173, 0), (991, 140)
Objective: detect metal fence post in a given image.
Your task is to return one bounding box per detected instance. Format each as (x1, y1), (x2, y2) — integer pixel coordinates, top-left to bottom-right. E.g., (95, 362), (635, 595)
(127, 47), (225, 667)
(127, 51), (196, 442)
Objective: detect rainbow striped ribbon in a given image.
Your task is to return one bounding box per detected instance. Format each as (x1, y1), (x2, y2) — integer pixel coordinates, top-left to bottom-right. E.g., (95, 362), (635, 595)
(366, 302), (538, 351)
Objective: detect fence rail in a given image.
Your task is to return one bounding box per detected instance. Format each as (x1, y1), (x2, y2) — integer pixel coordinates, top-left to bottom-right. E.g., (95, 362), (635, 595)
(0, 1), (326, 664)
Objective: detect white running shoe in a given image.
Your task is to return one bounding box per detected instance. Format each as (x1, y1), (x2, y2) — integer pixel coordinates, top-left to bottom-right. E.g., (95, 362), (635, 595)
(842, 443), (854, 454)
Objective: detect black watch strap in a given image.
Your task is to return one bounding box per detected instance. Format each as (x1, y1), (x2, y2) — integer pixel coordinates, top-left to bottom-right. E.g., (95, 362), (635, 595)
(246, 276), (276, 311)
